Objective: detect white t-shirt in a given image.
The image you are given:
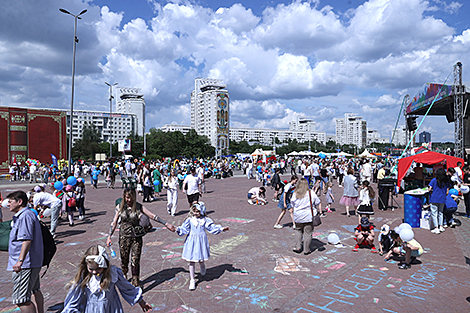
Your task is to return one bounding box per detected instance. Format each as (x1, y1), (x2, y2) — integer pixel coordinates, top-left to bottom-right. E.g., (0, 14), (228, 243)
(311, 163), (320, 177)
(33, 192), (61, 208)
(183, 174), (200, 195)
(362, 163), (372, 177)
(291, 190), (321, 223)
(196, 167), (204, 180)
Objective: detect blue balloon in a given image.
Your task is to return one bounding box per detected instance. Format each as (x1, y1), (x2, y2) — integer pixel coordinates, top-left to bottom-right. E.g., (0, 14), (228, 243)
(214, 169), (218, 172)
(449, 188), (459, 196)
(267, 175), (271, 178)
(30, 208), (38, 216)
(153, 180), (160, 186)
(319, 152), (326, 159)
(54, 181), (63, 190)
(257, 165), (262, 170)
(67, 176), (77, 186)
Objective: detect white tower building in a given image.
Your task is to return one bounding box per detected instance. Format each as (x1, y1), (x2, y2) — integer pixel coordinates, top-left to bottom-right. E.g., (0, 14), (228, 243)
(191, 78), (229, 156)
(335, 113), (367, 148)
(116, 87), (145, 136)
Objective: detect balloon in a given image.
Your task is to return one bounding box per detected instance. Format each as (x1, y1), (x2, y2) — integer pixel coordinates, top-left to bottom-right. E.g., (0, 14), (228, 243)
(153, 180), (160, 186)
(54, 181), (64, 190)
(267, 175), (271, 178)
(399, 228), (414, 242)
(30, 209), (38, 216)
(399, 223), (412, 231)
(1, 199), (9, 209)
(319, 152), (326, 159)
(43, 208), (52, 217)
(257, 166), (262, 170)
(393, 226), (401, 234)
(449, 188), (459, 196)
(328, 233), (340, 245)
(460, 185), (470, 194)
(67, 176), (77, 186)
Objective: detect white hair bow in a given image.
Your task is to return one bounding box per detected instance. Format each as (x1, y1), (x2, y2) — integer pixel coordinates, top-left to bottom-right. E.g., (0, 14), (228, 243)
(86, 245), (109, 268)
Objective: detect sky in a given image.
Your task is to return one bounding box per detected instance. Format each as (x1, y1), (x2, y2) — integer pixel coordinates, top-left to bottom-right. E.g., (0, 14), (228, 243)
(2, 0), (470, 142)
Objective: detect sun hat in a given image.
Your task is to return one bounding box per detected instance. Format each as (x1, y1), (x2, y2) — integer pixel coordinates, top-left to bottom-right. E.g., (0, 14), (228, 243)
(380, 224), (390, 235)
(360, 216), (370, 227)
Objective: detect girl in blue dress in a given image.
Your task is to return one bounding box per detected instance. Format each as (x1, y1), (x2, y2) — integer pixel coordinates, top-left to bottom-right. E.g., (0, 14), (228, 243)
(176, 202), (229, 290)
(62, 245), (152, 313)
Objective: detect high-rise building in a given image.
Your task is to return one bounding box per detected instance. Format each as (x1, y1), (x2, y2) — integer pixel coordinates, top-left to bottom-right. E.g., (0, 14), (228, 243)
(116, 87), (145, 136)
(391, 125), (407, 146)
(418, 131), (431, 143)
(66, 110), (138, 146)
(191, 78), (229, 156)
(289, 117), (317, 132)
(335, 113), (367, 148)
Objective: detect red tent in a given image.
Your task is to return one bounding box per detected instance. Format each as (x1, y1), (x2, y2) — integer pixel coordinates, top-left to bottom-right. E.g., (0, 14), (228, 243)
(397, 151), (464, 186)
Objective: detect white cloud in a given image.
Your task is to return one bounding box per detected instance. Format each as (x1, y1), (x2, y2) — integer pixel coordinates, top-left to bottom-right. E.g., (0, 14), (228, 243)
(0, 0), (469, 142)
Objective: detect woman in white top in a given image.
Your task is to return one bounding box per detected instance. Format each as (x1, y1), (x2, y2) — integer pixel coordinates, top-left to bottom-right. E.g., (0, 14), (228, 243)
(164, 169), (179, 216)
(290, 178), (321, 255)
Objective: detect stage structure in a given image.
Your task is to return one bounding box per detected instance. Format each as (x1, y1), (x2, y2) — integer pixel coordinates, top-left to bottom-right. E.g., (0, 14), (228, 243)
(405, 62), (469, 158)
(0, 107), (67, 175)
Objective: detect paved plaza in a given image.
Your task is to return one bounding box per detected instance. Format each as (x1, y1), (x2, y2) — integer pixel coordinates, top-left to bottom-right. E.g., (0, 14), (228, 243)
(1, 174), (470, 312)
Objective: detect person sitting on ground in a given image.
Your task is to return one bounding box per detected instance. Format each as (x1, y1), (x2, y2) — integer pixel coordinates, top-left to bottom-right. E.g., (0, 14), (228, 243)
(247, 187), (267, 205)
(383, 230), (423, 270)
(352, 217), (377, 252)
(377, 224), (392, 256)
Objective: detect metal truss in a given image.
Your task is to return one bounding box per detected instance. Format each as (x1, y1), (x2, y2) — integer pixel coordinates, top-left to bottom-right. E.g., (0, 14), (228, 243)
(454, 62), (464, 158)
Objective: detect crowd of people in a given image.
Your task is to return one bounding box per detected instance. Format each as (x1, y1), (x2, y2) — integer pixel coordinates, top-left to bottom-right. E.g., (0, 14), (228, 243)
(3, 153), (469, 312)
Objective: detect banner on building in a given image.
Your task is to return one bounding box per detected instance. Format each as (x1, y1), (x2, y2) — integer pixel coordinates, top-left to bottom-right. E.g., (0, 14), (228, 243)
(118, 139), (131, 152)
(216, 92), (229, 155)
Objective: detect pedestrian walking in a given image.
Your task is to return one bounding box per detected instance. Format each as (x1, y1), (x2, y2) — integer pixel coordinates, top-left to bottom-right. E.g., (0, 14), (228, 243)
(6, 190), (44, 313)
(175, 202), (229, 290)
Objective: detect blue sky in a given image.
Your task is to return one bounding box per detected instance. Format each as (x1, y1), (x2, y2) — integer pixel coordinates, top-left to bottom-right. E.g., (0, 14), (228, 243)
(1, 0), (470, 143)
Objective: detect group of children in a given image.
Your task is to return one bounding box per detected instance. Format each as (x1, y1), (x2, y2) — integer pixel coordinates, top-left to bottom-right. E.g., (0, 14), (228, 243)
(62, 201), (229, 312)
(352, 217), (424, 270)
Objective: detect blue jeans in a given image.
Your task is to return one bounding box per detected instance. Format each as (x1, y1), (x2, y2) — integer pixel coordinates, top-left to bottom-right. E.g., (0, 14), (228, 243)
(430, 203), (444, 229)
(443, 206), (457, 225)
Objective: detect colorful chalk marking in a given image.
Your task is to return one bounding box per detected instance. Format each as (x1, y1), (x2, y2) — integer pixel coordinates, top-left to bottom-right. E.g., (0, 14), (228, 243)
(220, 217), (254, 223)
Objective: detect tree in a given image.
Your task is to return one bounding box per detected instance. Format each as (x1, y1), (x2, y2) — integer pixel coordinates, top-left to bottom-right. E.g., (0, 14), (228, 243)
(72, 122), (103, 160)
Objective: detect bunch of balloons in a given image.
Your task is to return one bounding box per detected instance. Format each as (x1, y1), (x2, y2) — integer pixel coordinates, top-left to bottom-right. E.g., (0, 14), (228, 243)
(393, 222), (414, 242)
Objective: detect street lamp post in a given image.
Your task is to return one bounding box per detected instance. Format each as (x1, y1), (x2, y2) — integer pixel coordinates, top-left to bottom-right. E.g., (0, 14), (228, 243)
(105, 82), (118, 159)
(60, 8), (87, 174)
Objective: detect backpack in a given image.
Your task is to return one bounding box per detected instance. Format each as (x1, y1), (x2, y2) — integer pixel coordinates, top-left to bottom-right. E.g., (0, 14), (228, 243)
(68, 196), (76, 207)
(39, 221), (56, 277)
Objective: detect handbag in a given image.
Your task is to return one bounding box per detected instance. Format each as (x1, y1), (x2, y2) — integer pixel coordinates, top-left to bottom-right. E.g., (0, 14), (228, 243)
(309, 190), (322, 227)
(132, 213), (153, 237)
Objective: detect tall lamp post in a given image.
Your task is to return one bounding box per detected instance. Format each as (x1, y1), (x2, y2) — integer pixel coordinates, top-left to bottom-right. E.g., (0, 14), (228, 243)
(105, 82), (118, 159)
(60, 8), (87, 174)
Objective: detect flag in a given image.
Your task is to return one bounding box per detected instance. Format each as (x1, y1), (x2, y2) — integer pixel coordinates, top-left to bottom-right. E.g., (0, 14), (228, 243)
(51, 154), (58, 167)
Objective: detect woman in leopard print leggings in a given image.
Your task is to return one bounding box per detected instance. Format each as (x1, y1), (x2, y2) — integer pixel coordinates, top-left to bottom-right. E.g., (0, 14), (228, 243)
(107, 188), (176, 286)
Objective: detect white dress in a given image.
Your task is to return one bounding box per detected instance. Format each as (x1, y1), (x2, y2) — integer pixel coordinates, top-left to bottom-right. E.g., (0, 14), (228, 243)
(176, 216), (223, 262)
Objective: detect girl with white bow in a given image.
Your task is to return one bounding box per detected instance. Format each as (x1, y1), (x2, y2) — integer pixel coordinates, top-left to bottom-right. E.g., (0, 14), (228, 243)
(176, 202), (229, 290)
(62, 245), (152, 312)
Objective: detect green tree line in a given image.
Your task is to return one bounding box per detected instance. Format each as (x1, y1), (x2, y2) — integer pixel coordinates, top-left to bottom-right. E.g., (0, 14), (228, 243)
(71, 123), (215, 160)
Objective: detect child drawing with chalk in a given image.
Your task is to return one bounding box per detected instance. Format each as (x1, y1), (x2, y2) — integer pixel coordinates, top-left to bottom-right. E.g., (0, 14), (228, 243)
(62, 245), (152, 312)
(176, 202), (229, 290)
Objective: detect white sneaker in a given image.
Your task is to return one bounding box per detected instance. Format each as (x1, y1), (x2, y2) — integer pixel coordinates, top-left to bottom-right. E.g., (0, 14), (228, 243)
(430, 228), (440, 234)
(189, 279), (196, 290)
(439, 226), (445, 232)
(200, 267), (206, 276)
(274, 224), (283, 229)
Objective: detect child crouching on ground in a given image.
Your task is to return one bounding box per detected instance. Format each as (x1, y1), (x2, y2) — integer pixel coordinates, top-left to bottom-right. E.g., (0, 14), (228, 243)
(352, 217), (377, 253)
(383, 230), (424, 269)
